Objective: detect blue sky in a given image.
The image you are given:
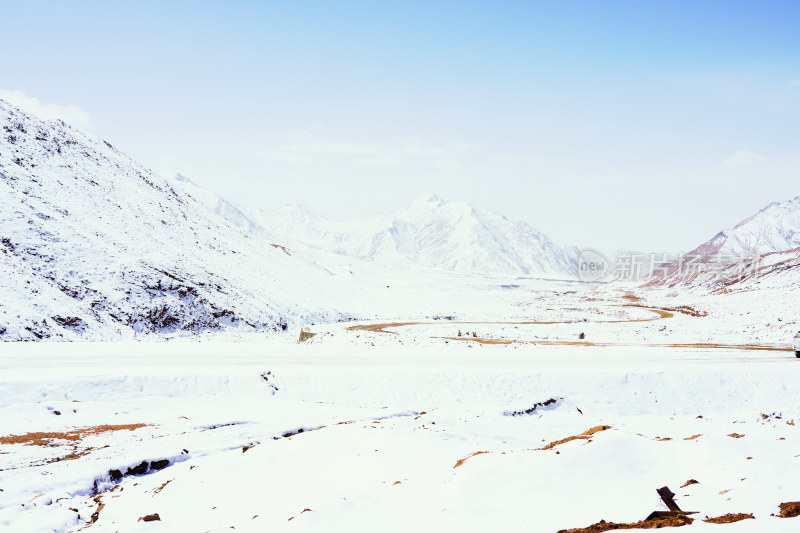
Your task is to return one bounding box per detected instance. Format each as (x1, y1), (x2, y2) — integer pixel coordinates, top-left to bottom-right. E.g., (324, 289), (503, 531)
(2, 1), (799, 254)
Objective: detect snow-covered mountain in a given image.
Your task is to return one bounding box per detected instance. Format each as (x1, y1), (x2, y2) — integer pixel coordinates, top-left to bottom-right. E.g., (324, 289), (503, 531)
(250, 195), (580, 278)
(0, 99), (345, 341)
(168, 174), (262, 235)
(645, 197), (800, 290)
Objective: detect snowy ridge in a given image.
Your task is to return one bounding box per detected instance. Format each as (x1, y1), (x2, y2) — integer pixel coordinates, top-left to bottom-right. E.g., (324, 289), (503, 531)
(645, 196), (800, 289)
(252, 194), (580, 278)
(168, 174), (262, 235)
(0, 98), (345, 341)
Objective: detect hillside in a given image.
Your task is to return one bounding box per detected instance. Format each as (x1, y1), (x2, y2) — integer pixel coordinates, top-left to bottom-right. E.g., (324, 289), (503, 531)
(0, 99), (345, 341)
(645, 197), (800, 290)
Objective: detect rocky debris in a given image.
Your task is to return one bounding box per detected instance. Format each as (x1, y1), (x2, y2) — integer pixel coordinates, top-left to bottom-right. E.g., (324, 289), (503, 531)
(150, 459), (170, 470)
(126, 461), (149, 476)
(51, 315), (87, 332)
(503, 398), (561, 417)
(138, 513), (161, 522)
(108, 458), (173, 482)
(260, 371), (279, 395)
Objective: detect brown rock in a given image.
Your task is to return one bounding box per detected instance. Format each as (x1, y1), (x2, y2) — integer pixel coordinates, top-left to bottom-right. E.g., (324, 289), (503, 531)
(779, 502), (800, 518)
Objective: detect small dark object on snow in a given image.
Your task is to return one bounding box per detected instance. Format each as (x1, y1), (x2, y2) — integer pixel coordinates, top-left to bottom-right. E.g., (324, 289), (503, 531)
(138, 513), (161, 522)
(579, 332), (585, 340)
(657, 486), (682, 512)
(643, 486), (697, 522)
(108, 469), (123, 481)
(126, 461), (148, 476)
(150, 459), (169, 470)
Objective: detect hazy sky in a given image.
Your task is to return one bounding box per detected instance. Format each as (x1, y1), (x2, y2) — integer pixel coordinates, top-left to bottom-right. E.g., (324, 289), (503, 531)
(2, 1), (799, 255)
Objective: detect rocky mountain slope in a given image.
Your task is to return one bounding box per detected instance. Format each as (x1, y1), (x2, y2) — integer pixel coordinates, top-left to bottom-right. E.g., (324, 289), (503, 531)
(251, 195), (580, 278)
(645, 197), (800, 290)
(0, 99), (345, 341)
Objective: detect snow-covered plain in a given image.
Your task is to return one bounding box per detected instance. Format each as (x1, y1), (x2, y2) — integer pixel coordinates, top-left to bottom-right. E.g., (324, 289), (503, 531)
(3, 277), (800, 532)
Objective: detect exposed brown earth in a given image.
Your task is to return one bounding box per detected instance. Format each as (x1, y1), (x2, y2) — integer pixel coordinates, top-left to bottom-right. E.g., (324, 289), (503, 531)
(437, 336), (791, 352)
(348, 322), (425, 334)
(453, 451), (489, 468)
(153, 480), (172, 494)
(349, 303), (790, 352)
(779, 501), (800, 518)
(0, 424), (148, 446)
(347, 305), (673, 335)
(623, 303), (707, 318)
(538, 425), (612, 451)
(703, 513), (754, 524)
(556, 514), (693, 532)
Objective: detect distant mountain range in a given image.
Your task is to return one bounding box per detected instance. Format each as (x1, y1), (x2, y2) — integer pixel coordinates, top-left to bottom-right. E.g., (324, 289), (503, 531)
(645, 197), (800, 290)
(248, 195), (580, 278)
(3, 93), (798, 342)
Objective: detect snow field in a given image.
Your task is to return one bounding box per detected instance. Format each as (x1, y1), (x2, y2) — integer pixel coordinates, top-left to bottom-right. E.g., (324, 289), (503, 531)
(3, 344), (800, 531)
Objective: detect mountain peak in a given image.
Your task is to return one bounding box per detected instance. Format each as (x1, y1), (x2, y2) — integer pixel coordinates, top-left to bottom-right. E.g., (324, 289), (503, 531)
(257, 196), (578, 277)
(412, 194), (446, 207)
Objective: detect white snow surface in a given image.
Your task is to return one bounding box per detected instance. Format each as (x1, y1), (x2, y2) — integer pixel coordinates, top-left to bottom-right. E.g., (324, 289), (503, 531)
(251, 194), (580, 278)
(0, 99), (350, 341)
(3, 338), (800, 532)
(3, 280), (800, 532)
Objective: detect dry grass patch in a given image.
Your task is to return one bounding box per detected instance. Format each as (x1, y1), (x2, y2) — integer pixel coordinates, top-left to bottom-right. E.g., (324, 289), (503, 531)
(453, 451), (489, 468)
(0, 424), (148, 446)
(539, 425), (612, 451)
